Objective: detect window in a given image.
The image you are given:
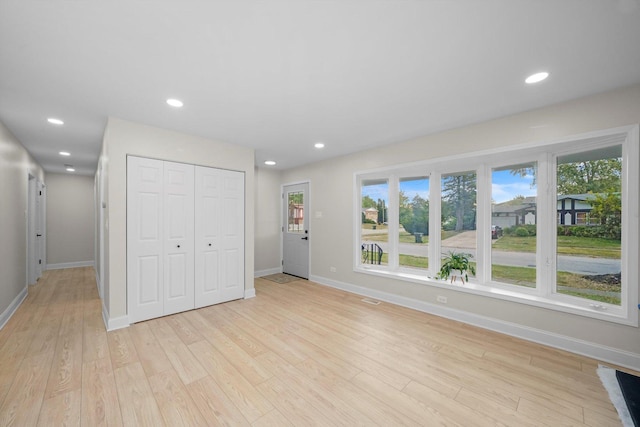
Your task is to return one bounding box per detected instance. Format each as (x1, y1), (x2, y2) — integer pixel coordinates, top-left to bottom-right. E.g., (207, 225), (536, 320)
(355, 126), (638, 324)
(361, 179), (388, 266)
(399, 177), (430, 271)
(555, 146), (622, 306)
(491, 163), (537, 288)
(288, 191), (304, 232)
(441, 171), (477, 279)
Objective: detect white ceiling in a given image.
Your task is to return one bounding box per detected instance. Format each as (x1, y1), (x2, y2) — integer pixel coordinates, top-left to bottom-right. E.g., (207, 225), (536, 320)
(1, 1), (639, 175)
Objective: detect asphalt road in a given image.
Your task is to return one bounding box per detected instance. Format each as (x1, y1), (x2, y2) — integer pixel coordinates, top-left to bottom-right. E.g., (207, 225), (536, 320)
(366, 241), (620, 275)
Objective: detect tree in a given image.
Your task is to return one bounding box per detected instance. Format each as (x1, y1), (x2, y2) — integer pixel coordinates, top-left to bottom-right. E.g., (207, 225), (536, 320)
(376, 199), (387, 224)
(510, 165), (537, 188)
(399, 191), (411, 231)
(557, 158), (621, 195)
(589, 192), (621, 240)
(362, 195), (376, 209)
(399, 193), (429, 234)
(442, 173), (476, 231)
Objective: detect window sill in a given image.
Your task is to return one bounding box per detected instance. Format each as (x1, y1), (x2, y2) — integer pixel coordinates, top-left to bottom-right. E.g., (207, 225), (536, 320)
(355, 265), (635, 326)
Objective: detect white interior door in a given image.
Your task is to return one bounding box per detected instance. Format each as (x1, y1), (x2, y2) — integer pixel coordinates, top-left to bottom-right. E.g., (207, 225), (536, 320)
(283, 182), (309, 279)
(127, 156), (165, 323)
(220, 169), (245, 301)
(35, 181), (45, 279)
(194, 166), (244, 307)
(194, 166), (221, 307)
(163, 161), (195, 316)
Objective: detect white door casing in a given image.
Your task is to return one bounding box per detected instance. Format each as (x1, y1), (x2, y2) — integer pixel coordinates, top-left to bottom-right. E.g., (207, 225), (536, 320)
(127, 156), (165, 323)
(27, 175), (36, 285)
(163, 161), (195, 316)
(282, 182), (309, 279)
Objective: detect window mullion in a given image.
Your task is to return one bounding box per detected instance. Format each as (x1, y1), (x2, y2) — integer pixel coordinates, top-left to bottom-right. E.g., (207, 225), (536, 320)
(388, 175), (400, 270)
(429, 172), (441, 277)
(537, 153), (554, 297)
(476, 165), (490, 284)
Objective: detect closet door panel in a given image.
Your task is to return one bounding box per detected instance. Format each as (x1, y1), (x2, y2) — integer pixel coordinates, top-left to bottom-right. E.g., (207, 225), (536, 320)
(163, 161), (195, 316)
(127, 156), (164, 323)
(220, 170), (245, 302)
(194, 166), (221, 308)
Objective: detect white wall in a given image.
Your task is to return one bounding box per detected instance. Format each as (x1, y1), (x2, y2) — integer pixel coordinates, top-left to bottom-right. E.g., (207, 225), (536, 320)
(266, 83), (640, 367)
(46, 173), (95, 268)
(99, 118), (255, 329)
(0, 120), (45, 326)
(254, 167), (282, 276)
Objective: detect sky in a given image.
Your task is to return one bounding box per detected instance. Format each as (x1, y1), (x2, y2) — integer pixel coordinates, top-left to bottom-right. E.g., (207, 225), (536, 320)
(362, 170), (536, 205)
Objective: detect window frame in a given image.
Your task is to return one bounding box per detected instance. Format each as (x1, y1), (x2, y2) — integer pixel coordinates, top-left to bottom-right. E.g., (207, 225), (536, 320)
(353, 125), (639, 326)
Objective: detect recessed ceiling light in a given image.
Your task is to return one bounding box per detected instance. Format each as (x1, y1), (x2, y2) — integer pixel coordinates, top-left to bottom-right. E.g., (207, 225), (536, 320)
(47, 118), (64, 125)
(59, 151), (70, 156)
(314, 142), (325, 149)
(66, 167), (75, 172)
(166, 98), (184, 108)
(525, 72), (549, 84)
(264, 160), (276, 166)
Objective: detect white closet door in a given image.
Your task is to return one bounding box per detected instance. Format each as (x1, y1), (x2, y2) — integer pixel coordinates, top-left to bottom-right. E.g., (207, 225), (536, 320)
(163, 161), (195, 316)
(194, 166), (221, 308)
(220, 169), (245, 302)
(127, 156), (164, 323)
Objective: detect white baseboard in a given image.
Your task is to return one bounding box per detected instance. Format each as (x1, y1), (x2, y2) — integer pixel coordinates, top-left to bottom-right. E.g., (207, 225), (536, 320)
(244, 288), (256, 299)
(102, 300), (129, 332)
(47, 260), (94, 270)
(254, 267), (281, 278)
(0, 286), (28, 330)
(310, 274), (640, 372)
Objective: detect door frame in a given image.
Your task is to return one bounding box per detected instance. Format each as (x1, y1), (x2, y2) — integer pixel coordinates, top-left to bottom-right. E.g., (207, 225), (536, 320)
(27, 174), (36, 285)
(281, 180), (311, 278)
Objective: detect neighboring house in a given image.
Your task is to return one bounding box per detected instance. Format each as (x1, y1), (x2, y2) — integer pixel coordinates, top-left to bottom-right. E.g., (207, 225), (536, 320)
(492, 194), (603, 227)
(492, 196), (537, 228)
(556, 194), (598, 226)
(362, 207), (378, 223)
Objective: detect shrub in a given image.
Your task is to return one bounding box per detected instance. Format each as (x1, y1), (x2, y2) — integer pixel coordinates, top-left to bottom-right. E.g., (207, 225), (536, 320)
(557, 225), (621, 240)
(515, 227), (530, 237)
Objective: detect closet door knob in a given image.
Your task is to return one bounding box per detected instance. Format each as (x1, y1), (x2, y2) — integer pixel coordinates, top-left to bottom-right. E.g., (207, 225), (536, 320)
(208, 243), (212, 247)
(177, 244), (181, 248)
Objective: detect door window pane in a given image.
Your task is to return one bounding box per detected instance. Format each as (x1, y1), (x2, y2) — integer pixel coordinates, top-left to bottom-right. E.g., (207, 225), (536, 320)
(441, 171), (477, 280)
(399, 177), (429, 271)
(361, 179), (388, 266)
(491, 163), (537, 288)
(556, 146), (622, 305)
(287, 191), (304, 232)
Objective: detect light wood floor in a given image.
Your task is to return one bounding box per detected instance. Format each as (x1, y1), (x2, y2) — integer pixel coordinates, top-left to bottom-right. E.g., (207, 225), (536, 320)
(0, 267), (632, 426)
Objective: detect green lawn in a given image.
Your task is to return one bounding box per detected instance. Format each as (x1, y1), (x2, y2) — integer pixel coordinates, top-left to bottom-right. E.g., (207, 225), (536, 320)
(377, 253), (429, 268)
(492, 235), (620, 259)
(365, 253), (620, 305)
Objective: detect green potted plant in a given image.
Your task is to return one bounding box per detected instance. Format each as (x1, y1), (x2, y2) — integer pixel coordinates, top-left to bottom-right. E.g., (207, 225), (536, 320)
(436, 251), (476, 284)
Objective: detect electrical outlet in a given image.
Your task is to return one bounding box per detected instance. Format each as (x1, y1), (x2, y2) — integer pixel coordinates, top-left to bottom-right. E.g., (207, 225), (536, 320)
(437, 295), (447, 304)
(330, 266), (337, 273)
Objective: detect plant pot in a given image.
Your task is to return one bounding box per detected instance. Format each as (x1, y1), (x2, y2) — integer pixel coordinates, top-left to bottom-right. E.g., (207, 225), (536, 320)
(450, 269), (465, 284)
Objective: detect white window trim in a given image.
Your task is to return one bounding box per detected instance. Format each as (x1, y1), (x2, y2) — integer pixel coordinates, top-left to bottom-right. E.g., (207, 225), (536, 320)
(354, 125), (639, 326)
